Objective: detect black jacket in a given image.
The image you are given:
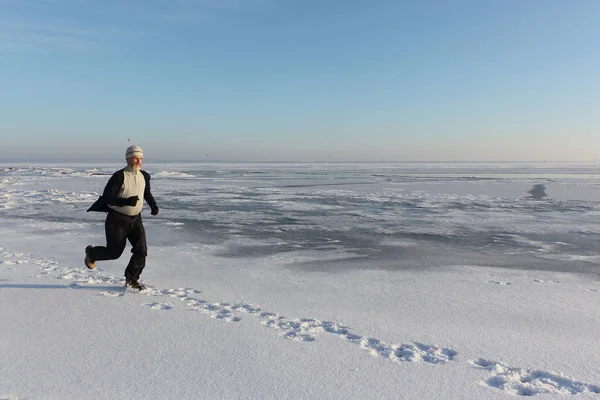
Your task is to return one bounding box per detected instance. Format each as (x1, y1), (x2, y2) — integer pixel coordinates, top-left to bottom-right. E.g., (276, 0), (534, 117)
(87, 169), (157, 213)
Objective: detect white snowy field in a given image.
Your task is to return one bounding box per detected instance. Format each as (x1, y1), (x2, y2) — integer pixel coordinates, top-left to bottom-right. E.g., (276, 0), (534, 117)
(1, 162), (600, 400)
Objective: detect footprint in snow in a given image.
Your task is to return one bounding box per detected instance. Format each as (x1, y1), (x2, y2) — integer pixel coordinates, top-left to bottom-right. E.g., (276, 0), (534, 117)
(2, 260), (26, 265)
(182, 298), (242, 322)
(145, 302), (173, 310)
(214, 311), (241, 322)
(471, 358), (600, 396)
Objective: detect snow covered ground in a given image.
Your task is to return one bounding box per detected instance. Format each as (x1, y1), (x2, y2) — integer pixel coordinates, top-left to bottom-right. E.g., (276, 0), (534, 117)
(1, 162), (599, 399)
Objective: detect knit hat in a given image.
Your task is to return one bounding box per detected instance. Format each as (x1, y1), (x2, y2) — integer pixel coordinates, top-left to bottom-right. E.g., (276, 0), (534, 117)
(126, 145), (143, 159)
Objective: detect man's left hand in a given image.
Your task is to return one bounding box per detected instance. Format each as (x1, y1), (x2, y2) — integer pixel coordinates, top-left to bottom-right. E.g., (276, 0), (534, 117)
(151, 206), (159, 215)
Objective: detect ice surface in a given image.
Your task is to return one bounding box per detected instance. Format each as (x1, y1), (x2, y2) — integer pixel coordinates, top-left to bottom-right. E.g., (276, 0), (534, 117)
(1, 163), (599, 399)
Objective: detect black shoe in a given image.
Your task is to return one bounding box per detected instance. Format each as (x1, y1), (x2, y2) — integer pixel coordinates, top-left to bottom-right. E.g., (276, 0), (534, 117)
(84, 245), (96, 270)
(125, 279), (146, 291)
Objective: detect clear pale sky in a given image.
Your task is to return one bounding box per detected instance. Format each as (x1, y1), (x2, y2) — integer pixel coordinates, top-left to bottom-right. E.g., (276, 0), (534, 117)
(1, 0), (599, 162)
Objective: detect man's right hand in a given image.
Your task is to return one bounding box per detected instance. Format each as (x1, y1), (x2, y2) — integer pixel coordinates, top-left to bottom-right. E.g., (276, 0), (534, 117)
(124, 196), (139, 206)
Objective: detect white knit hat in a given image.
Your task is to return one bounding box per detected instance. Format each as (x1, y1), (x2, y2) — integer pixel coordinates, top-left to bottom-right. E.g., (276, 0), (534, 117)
(126, 145), (143, 159)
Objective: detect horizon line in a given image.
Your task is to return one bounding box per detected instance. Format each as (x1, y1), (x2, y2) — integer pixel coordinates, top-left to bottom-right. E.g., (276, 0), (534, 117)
(1, 159), (599, 165)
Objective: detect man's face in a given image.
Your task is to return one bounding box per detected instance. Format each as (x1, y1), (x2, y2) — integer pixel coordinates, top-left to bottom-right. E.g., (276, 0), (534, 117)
(127, 156), (143, 170)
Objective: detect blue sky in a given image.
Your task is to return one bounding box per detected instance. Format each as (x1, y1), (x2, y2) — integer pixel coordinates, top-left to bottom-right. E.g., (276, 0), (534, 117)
(1, 0), (599, 162)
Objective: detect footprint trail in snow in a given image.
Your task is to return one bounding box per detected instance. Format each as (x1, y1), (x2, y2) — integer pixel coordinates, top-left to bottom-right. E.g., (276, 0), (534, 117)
(2, 247), (600, 397)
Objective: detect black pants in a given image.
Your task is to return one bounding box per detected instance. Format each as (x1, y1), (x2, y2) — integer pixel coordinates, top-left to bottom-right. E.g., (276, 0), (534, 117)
(89, 211), (148, 281)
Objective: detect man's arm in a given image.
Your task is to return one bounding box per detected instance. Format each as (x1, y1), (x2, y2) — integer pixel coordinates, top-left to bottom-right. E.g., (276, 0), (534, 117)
(142, 171), (158, 214)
